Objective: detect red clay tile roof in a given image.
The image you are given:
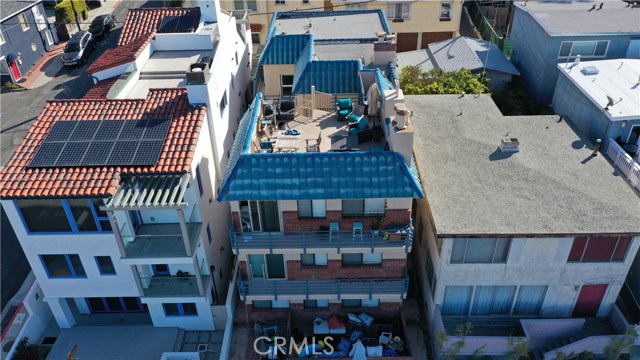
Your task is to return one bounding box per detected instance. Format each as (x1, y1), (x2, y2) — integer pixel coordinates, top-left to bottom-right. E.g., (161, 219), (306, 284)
(82, 77), (120, 99)
(118, 7), (201, 46)
(86, 33), (153, 74)
(0, 88), (205, 199)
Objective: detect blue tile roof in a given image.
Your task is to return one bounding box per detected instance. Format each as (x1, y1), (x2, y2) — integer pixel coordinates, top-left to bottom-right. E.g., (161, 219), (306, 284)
(217, 93), (424, 202)
(293, 60), (365, 95)
(258, 34), (313, 66)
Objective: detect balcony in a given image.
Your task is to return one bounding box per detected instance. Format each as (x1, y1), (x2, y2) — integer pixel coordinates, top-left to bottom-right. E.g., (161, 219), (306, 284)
(122, 223), (201, 258)
(237, 273), (409, 301)
(606, 138), (640, 192)
(140, 275), (209, 297)
(230, 222), (413, 254)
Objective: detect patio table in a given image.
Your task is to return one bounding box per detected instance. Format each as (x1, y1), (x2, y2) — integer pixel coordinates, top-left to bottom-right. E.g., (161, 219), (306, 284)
(274, 134), (300, 151)
(330, 135), (359, 151)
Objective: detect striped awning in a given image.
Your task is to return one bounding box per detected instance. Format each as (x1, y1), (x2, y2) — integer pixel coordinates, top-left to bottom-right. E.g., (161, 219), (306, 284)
(104, 174), (191, 210)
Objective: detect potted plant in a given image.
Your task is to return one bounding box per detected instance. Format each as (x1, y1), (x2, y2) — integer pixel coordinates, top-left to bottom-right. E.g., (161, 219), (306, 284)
(372, 126), (383, 141)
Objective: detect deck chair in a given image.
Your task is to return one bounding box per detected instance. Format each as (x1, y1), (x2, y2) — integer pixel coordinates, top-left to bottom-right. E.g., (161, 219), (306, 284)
(253, 137), (272, 153)
(353, 222), (363, 241)
(263, 126), (278, 142)
(306, 131), (321, 152)
(336, 98), (352, 121)
(329, 222), (339, 241)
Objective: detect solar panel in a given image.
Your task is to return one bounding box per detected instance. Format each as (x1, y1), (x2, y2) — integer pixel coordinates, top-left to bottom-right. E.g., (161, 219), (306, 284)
(106, 141), (138, 165)
(120, 119), (148, 140)
(56, 142), (90, 166)
(83, 141), (115, 165)
(29, 143), (65, 167)
(133, 140), (165, 165)
(28, 119), (171, 168)
(176, 15), (196, 32)
(44, 121), (77, 142)
(71, 121), (101, 140)
(158, 15), (180, 33)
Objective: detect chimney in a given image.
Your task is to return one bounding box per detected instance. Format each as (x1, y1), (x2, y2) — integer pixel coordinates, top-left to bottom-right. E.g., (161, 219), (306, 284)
(394, 103), (409, 130)
(197, 0), (220, 23)
(499, 137), (520, 152)
(373, 37), (397, 66)
(186, 56), (213, 85)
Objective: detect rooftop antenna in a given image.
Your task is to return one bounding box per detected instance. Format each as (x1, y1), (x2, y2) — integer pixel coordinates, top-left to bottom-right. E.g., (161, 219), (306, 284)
(604, 95), (622, 110)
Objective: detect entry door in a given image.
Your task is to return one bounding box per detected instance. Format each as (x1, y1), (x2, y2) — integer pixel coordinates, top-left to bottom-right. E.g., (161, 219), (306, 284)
(8, 61), (21, 81)
(247, 254), (285, 280)
(240, 201), (281, 232)
(573, 284), (607, 317)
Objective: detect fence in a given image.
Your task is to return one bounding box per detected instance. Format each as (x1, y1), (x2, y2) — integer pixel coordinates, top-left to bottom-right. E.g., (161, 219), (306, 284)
(606, 139), (640, 192)
(466, 1), (513, 58)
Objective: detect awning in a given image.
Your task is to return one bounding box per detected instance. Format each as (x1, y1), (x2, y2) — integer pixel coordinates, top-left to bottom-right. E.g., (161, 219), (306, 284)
(104, 174), (191, 210)
(250, 23), (263, 33)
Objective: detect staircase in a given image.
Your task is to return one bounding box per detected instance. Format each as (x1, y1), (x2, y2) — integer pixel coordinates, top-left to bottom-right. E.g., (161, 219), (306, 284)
(529, 318), (617, 360)
(530, 335), (581, 360)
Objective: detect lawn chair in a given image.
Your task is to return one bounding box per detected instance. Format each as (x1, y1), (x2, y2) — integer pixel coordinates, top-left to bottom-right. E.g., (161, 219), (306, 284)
(306, 131), (321, 152)
(253, 137), (272, 153)
(336, 98), (352, 121)
(329, 222), (339, 241)
(263, 126), (278, 142)
(353, 222), (363, 241)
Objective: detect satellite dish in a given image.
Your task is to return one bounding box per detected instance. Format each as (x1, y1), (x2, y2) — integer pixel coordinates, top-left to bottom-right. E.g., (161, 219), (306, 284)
(606, 95), (615, 107)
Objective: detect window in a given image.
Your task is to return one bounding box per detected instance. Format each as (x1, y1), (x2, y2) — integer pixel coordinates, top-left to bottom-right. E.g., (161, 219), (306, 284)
(207, 224), (213, 244)
(558, 41), (608, 58)
(219, 91), (228, 117)
(231, 74), (235, 89)
(361, 299), (380, 308)
(95, 256), (116, 275)
(252, 300), (290, 309)
(87, 297), (145, 312)
(342, 253), (382, 266)
(342, 199), (385, 217)
(347, 3), (367, 10)
(297, 200), (326, 218)
(425, 249), (437, 297)
(16, 199), (71, 232)
(627, 126), (640, 146)
(281, 75), (294, 96)
(387, 3), (410, 20)
(234, 0), (258, 11)
(275, 0), (286, 4)
(513, 285), (547, 315)
(300, 253), (328, 266)
(15, 198), (111, 233)
(163, 303), (198, 316)
(302, 0), (309, 3)
(442, 285), (547, 316)
(440, 2), (452, 20)
(41, 254), (86, 278)
(0, 29), (5, 45)
(450, 238), (511, 264)
(471, 286), (517, 315)
(442, 286), (473, 315)
(342, 299), (362, 308)
(19, 13), (29, 31)
(251, 33), (261, 45)
(304, 299), (329, 308)
(32, 6), (47, 30)
(568, 236), (631, 262)
(195, 164), (204, 197)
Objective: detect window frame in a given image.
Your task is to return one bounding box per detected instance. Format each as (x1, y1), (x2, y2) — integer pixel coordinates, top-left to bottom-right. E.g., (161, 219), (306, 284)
(163, 303), (198, 316)
(219, 90), (228, 117)
(387, 3), (411, 20)
(557, 40), (609, 59)
(251, 32), (261, 45)
(234, 0), (258, 11)
(31, 5), (47, 31)
(195, 164), (204, 197)
(0, 29), (5, 45)
(342, 253), (382, 266)
(15, 198), (112, 234)
(342, 199), (385, 217)
(297, 200), (326, 218)
(19, 13), (30, 31)
(40, 254), (86, 279)
(300, 253), (328, 266)
(303, 299), (329, 308)
(281, 75), (294, 96)
(95, 256), (116, 275)
(450, 238), (511, 264)
(275, 0), (286, 5)
(567, 236), (632, 263)
(440, 1), (452, 21)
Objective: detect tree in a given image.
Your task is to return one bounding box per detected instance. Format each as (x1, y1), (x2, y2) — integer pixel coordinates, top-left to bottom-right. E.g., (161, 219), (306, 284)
(398, 66), (490, 95)
(54, 0), (89, 33)
(12, 338), (40, 360)
(604, 328), (638, 360)
(436, 322), (483, 360)
(505, 336), (530, 360)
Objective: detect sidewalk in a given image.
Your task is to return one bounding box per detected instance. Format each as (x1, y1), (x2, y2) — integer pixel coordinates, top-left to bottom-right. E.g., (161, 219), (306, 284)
(19, 42), (66, 89)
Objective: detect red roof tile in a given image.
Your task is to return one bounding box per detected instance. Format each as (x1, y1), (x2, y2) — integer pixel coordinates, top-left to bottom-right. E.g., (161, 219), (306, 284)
(0, 88), (205, 199)
(118, 7), (201, 46)
(86, 33), (153, 74)
(82, 77), (119, 100)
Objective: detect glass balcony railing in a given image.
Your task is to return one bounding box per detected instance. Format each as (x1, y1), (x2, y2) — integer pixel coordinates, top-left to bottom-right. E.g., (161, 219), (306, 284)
(140, 275), (202, 297)
(121, 222), (201, 258)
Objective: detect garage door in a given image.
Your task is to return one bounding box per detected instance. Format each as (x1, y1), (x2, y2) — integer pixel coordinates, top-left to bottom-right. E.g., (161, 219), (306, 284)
(421, 32), (455, 49)
(397, 32), (419, 53)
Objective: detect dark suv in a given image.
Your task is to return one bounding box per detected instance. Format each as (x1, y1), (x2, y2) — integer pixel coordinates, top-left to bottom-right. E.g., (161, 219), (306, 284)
(62, 31), (95, 66)
(89, 14), (115, 40)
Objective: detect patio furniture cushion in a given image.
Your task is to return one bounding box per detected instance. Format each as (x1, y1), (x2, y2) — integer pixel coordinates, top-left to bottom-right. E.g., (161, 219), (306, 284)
(358, 313), (374, 328)
(366, 345), (383, 357)
(313, 318), (330, 335)
(347, 313), (363, 325)
(337, 337), (351, 352)
(337, 98), (352, 110)
(328, 314), (345, 330)
(379, 332), (392, 346)
(347, 113), (361, 123)
(349, 329), (363, 343)
(338, 109), (351, 118)
(358, 119), (369, 130)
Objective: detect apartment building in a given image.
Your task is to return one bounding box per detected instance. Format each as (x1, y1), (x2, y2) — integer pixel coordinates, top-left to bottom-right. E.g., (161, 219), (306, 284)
(221, 0), (463, 54)
(407, 94), (640, 358)
(217, 9), (423, 357)
(0, 0), (251, 332)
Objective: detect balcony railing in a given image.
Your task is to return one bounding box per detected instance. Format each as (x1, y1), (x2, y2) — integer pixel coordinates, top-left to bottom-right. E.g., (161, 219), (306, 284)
(230, 221), (413, 254)
(237, 272), (409, 301)
(606, 139), (640, 192)
(121, 222), (202, 258)
(140, 274), (209, 297)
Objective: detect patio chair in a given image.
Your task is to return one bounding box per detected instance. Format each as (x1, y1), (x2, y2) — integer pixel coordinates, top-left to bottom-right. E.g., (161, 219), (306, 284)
(329, 222), (339, 241)
(336, 98), (352, 121)
(276, 101), (296, 122)
(263, 126), (277, 142)
(353, 222), (363, 241)
(306, 131), (321, 152)
(253, 137), (272, 153)
(348, 104), (365, 123)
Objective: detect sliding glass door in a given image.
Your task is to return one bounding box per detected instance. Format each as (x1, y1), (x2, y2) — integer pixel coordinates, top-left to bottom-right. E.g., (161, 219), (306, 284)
(239, 201), (281, 232)
(248, 254), (286, 280)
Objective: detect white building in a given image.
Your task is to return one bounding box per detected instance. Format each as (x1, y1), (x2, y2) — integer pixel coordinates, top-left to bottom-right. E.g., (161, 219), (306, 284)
(407, 94), (640, 358)
(0, 0), (251, 333)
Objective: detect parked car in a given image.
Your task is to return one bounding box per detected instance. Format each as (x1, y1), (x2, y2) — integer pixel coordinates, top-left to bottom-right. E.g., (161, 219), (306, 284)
(61, 31), (95, 66)
(88, 14), (115, 39)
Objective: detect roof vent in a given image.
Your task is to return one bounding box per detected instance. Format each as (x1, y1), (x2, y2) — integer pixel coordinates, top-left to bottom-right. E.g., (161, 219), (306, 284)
(186, 56), (213, 85)
(581, 66), (600, 75)
(499, 137), (520, 153)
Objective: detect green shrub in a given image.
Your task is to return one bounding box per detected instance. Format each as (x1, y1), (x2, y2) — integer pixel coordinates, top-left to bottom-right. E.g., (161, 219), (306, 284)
(398, 66), (490, 95)
(54, 0), (89, 25)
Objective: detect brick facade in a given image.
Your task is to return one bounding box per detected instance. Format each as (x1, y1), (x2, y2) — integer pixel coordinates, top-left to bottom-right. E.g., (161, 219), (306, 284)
(238, 259), (406, 280)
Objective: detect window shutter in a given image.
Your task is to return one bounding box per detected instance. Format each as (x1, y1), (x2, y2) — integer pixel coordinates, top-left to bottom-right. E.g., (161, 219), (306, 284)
(312, 200), (326, 217)
(298, 200), (312, 217)
(364, 198), (385, 216)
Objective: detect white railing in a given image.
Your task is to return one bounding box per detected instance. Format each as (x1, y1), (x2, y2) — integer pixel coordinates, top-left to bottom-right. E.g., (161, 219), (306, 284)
(312, 85), (335, 113)
(606, 139), (640, 191)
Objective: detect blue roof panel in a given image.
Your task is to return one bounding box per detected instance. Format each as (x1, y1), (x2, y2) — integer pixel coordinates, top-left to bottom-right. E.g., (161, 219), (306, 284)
(259, 34), (313, 66)
(293, 60), (364, 95)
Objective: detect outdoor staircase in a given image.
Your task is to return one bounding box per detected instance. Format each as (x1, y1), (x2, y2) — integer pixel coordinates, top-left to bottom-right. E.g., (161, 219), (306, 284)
(530, 335), (581, 360)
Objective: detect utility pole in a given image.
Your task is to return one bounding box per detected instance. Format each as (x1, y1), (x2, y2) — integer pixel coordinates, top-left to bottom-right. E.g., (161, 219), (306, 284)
(69, 0), (81, 32)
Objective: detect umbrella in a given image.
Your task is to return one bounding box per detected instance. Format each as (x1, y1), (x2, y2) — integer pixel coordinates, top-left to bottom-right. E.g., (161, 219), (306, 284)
(367, 83), (381, 117)
(349, 340), (367, 360)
